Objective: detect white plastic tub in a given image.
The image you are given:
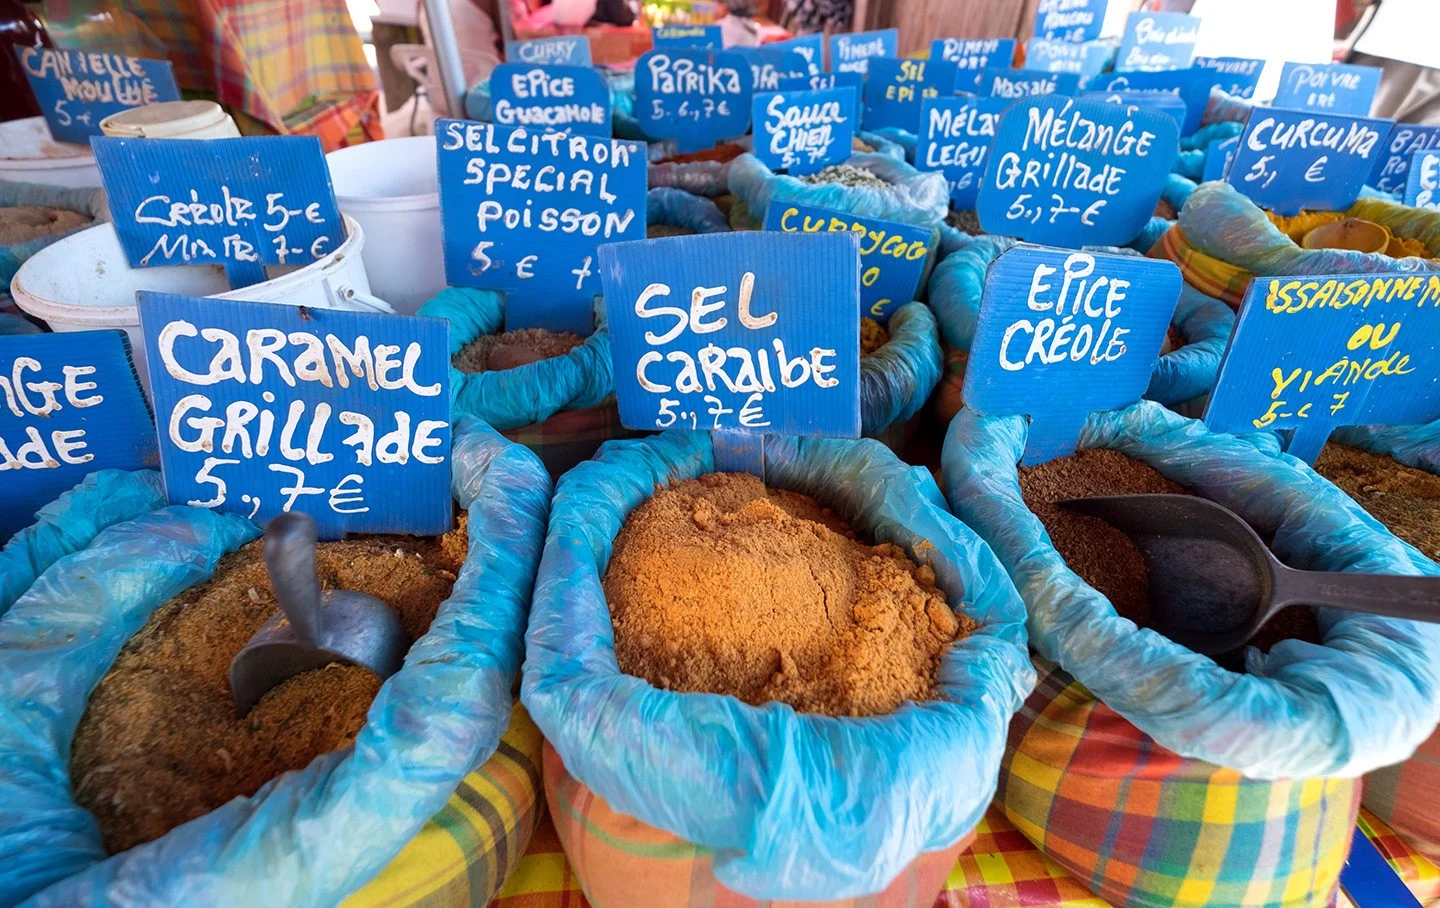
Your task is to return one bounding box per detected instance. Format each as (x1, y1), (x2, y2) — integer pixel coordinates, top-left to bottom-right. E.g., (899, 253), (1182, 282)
(0, 117), (101, 188)
(326, 136), (443, 315)
(98, 100), (241, 139)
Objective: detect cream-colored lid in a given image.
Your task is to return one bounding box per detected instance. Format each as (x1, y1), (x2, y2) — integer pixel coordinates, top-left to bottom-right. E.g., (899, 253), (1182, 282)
(98, 100), (230, 138)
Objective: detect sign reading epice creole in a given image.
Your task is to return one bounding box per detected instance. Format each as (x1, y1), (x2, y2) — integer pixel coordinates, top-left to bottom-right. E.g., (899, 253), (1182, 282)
(0, 331), (156, 542)
(863, 58), (957, 132)
(977, 96), (1177, 248)
(1406, 150), (1440, 211)
(505, 36), (591, 66)
(752, 88), (854, 176)
(1116, 12), (1200, 72)
(437, 119), (645, 334)
(652, 25), (721, 49)
(1226, 107), (1393, 216)
(635, 47), (751, 153)
(15, 47), (181, 144)
(963, 246), (1182, 464)
(916, 95), (1007, 210)
(488, 64), (610, 136)
(1034, 0), (1108, 43)
(1371, 125), (1440, 195)
(1204, 272), (1440, 463)
(829, 29), (896, 75)
(931, 38), (1015, 73)
(600, 232), (860, 437)
(1273, 63), (1381, 116)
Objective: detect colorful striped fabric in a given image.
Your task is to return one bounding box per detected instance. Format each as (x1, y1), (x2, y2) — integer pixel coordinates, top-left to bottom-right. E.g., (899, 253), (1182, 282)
(1356, 808), (1440, 903)
(1151, 226), (1252, 310)
(1365, 727), (1440, 867)
(500, 401), (644, 481)
(937, 808), (1108, 907)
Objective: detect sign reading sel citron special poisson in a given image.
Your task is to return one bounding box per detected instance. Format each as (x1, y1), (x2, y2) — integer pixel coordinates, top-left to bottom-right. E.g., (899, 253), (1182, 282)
(1204, 273), (1440, 463)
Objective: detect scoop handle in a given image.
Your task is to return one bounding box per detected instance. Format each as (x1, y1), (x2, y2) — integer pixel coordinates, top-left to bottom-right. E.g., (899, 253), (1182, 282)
(1273, 567), (1440, 624)
(263, 512), (324, 646)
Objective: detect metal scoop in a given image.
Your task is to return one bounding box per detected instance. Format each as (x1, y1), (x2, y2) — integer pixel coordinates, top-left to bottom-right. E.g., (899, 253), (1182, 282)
(1058, 494), (1440, 656)
(229, 512), (409, 716)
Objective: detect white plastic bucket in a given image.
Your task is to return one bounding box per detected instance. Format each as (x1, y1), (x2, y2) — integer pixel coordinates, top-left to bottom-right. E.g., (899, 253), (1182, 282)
(326, 136), (444, 315)
(0, 117), (101, 188)
(99, 100), (241, 139)
(10, 213), (389, 392)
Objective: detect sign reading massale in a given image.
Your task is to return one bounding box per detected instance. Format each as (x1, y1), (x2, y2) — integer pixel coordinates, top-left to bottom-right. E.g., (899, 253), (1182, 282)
(14, 46), (181, 144)
(139, 293), (452, 538)
(916, 95), (1008, 210)
(752, 87), (855, 176)
(599, 232), (861, 438)
(634, 47), (752, 153)
(1226, 107), (1393, 216)
(0, 331), (157, 542)
(1204, 273), (1440, 463)
(487, 63), (611, 136)
(977, 95), (1177, 249)
(963, 246), (1182, 465)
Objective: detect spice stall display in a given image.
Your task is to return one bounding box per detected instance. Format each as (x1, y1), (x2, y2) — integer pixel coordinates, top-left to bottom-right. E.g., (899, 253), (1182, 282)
(644, 187), (729, 237)
(649, 133), (903, 201)
(0, 179), (108, 285)
(728, 150), (950, 231)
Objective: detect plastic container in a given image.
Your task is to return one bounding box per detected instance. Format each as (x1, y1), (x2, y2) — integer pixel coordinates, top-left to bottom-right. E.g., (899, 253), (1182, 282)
(326, 136), (444, 315)
(0, 117), (100, 188)
(97, 100), (240, 139)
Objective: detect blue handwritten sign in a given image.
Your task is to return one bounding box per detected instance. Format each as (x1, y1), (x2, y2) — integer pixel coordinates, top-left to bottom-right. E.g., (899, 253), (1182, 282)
(436, 119), (646, 334)
(1034, 0), (1109, 42)
(138, 293), (452, 537)
(1026, 39), (1112, 81)
(1274, 62), (1381, 116)
(778, 72), (864, 121)
(916, 95), (1008, 209)
(963, 246), (1182, 464)
(1226, 108), (1394, 216)
(1116, 12), (1200, 72)
(1203, 136), (1238, 182)
(1204, 272), (1440, 463)
(829, 28), (897, 75)
(863, 57), (958, 132)
(652, 25), (722, 49)
(1405, 150), (1440, 210)
(1371, 125), (1440, 195)
(1193, 56), (1263, 99)
(752, 88), (854, 176)
(1091, 68), (1213, 135)
(14, 46), (181, 144)
(979, 68), (1080, 99)
(769, 33), (823, 75)
(505, 36), (592, 66)
(931, 38), (1016, 72)
(1084, 91), (1187, 130)
(488, 63), (611, 136)
(733, 46), (811, 91)
(599, 231), (861, 437)
(763, 202), (929, 322)
(0, 330), (157, 543)
(634, 47), (752, 153)
(978, 96), (1177, 247)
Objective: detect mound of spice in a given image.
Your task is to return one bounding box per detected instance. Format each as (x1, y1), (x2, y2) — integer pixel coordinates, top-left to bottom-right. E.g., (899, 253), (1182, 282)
(946, 209), (983, 235)
(798, 164), (890, 190)
(861, 317), (889, 356)
(70, 523), (467, 854)
(453, 328), (585, 373)
(605, 473), (971, 717)
(647, 224), (694, 238)
(657, 142), (745, 165)
(0, 205), (92, 244)
(1316, 444), (1440, 563)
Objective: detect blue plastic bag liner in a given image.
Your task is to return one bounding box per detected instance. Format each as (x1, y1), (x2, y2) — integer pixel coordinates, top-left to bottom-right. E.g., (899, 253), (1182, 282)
(1125, 214), (1173, 253)
(0, 418), (549, 906)
(862, 301), (941, 436)
(728, 150), (950, 230)
(1173, 147), (1205, 181)
(0, 180), (109, 286)
(942, 399), (1440, 778)
(1333, 420), (1440, 477)
(1162, 172), (1198, 211)
(523, 430), (1033, 900)
(417, 287), (614, 430)
(869, 126), (917, 164)
(1181, 119), (1244, 152)
(0, 470), (164, 616)
(646, 188), (729, 233)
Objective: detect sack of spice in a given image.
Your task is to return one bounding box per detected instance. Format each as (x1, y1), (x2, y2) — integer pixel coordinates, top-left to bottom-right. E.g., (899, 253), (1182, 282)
(645, 187), (729, 237)
(861, 301), (943, 446)
(0, 418), (550, 905)
(523, 430), (1033, 904)
(0, 180), (109, 286)
(649, 132), (905, 200)
(940, 399), (1440, 907)
(728, 150), (951, 230)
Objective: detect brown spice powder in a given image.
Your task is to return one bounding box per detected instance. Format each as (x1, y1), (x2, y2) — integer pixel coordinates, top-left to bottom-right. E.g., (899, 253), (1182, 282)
(1315, 443), (1440, 563)
(861, 317), (889, 356)
(647, 224), (694, 238)
(452, 328), (585, 374)
(604, 473), (972, 717)
(70, 520), (468, 854)
(0, 205), (92, 244)
(657, 142), (745, 165)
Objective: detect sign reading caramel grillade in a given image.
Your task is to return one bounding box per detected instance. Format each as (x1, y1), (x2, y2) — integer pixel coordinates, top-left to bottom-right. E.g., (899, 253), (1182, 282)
(751, 87), (855, 176)
(1204, 273), (1440, 463)
(634, 47), (752, 153)
(1226, 107), (1394, 216)
(14, 46), (181, 144)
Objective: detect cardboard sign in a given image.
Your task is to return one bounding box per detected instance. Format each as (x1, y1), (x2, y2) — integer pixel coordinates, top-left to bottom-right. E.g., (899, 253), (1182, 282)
(0, 331), (157, 542)
(977, 96), (1178, 248)
(1034, 0), (1109, 43)
(1226, 108), (1394, 216)
(1203, 136), (1238, 182)
(1090, 68), (1213, 135)
(963, 246), (1182, 464)
(769, 33), (823, 75)
(862, 58), (958, 132)
(1371, 124), (1440, 195)
(436, 119), (646, 334)
(915, 95), (1008, 210)
(652, 25), (722, 49)
(505, 36), (592, 66)
(778, 72), (864, 121)
(1203, 272), (1440, 462)
(1083, 91), (1187, 130)
(1273, 62), (1382, 116)
(979, 68), (1080, 99)
(488, 63), (611, 136)
(752, 88), (855, 176)
(599, 231), (861, 437)
(1026, 39), (1112, 81)
(1116, 12), (1200, 72)
(763, 202), (929, 323)
(1193, 55), (1263, 99)
(14, 47), (181, 144)
(1405, 150), (1440, 210)
(138, 293), (451, 537)
(829, 29), (897, 75)
(931, 38), (1016, 72)
(634, 48), (752, 153)
(733, 46), (811, 91)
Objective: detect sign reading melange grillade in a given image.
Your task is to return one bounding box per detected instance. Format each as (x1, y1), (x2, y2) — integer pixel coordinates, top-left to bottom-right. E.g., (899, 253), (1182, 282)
(751, 87), (855, 176)
(487, 63), (611, 137)
(1370, 124), (1440, 194)
(915, 95), (1008, 210)
(862, 57), (958, 132)
(14, 46), (181, 144)
(1405, 150), (1440, 210)
(1204, 272), (1440, 463)
(634, 47), (752, 153)
(1226, 107), (1394, 216)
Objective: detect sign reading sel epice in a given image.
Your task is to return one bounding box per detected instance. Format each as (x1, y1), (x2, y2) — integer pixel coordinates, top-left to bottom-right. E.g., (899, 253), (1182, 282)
(1226, 107), (1393, 216)
(505, 36), (591, 66)
(1405, 150), (1440, 210)
(931, 38), (1016, 72)
(979, 68), (1080, 100)
(600, 232), (861, 437)
(14, 46), (181, 144)
(138, 293), (452, 538)
(752, 88), (855, 176)
(1273, 62), (1382, 116)
(1204, 272), (1440, 463)
(829, 28), (897, 75)
(916, 95), (1008, 210)
(1371, 125), (1440, 195)
(863, 57), (957, 132)
(436, 119), (646, 335)
(488, 63), (610, 136)
(1034, 0), (1108, 43)
(1116, 12), (1200, 72)
(963, 246), (1182, 464)
(634, 48), (752, 153)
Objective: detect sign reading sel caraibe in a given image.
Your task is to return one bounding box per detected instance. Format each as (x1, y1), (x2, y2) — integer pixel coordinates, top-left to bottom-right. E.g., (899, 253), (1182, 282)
(1090, 69), (1212, 135)
(763, 202), (928, 323)
(916, 95), (1007, 210)
(1204, 136), (1238, 182)
(829, 28), (897, 75)
(1371, 125), (1440, 195)
(863, 58), (958, 132)
(139, 293), (452, 538)
(964, 246), (1182, 465)
(1034, 0), (1108, 43)
(0, 331), (157, 543)
(733, 46), (811, 91)
(652, 25), (721, 49)
(977, 96), (1178, 249)
(752, 88), (855, 176)
(505, 36), (591, 66)
(1026, 39), (1111, 81)
(1406, 150), (1440, 210)
(1226, 107), (1394, 216)
(634, 47), (752, 153)
(1193, 56), (1263, 99)
(778, 72), (863, 121)
(1204, 272), (1440, 463)
(931, 38), (1015, 72)
(1273, 62), (1381, 116)
(14, 47), (181, 144)
(488, 63), (611, 136)
(979, 68), (1080, 100)
(600, 231), (861, 437)
(436, 119), (646, 335)
(769, 34), (823, 75)
(1116, 12), (1200, 72)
